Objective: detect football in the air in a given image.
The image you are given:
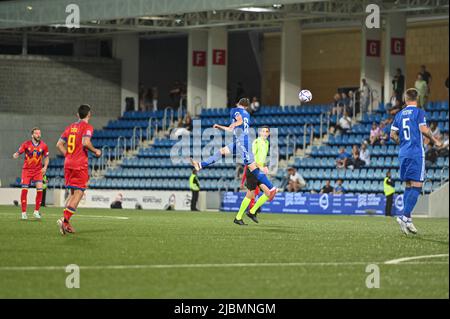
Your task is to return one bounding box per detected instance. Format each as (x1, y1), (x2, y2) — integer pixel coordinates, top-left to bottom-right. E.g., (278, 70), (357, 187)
(298, 89), (312, 103)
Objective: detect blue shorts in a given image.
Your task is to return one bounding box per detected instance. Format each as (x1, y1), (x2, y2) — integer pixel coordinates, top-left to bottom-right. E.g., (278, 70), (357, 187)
(399, 156), (425, 182)
(227, 135), (254, 165)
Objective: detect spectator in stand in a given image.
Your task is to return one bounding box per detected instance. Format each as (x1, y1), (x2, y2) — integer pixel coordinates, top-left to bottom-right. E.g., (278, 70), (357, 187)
(143, 88), (153, 111)
(286, 167), (307, 192)
(360, 141), (371, 166)
(430, 122), (441, 139)
(379, 122), (390, 145)
(347, 90), (355, 115)
(351, 144), (360, 158)
(169, 81), (182, 107)
(250, 96), (260, 114)
(341, 92), (350, 109)
(420, 65), (432, 88)
(425, 143), (439, 167)
(392, 68), (405, 103)
(439, 133), (449, 157)
(332, 93), (344, 116)
(332, 110), (352, 135)
(320, 180), (334, 194)
(369, 122), (382, 146)
(424, 122), (441, 146)
(334, 179), (346, 194)
(387, 98), (403, 117)
(360, 78), (371, 114)
(183, 112), (193, 132)
(348, 152), (366, 170)
(336, 146), (351, 169)
(415, 73), (429, 108)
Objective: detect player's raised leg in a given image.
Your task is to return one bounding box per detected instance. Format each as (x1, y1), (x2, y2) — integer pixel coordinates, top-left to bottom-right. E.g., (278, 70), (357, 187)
(248, 184), (270, 216)
(191, 145), (230, 171)
(247, 162), (277, 201)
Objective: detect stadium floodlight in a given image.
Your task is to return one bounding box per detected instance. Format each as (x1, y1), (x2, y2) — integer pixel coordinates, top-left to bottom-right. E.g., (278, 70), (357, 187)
(237, 7), (276, 13)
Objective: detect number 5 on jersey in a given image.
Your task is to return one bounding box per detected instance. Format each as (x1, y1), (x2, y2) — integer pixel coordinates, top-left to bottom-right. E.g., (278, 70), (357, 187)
(402, 118), (410, 141)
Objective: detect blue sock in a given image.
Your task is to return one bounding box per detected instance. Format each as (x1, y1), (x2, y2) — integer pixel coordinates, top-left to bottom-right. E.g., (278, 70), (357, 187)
(404, 187), (422, 219)
(401, 188), (411, 221)
(251, 168), (273, 190)
(200, 150), (222, 169)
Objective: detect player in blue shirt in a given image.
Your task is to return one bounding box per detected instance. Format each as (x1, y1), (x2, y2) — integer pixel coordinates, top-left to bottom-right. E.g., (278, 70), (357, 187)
(390, 88), (442, 235)
(190, 98), (277, 211)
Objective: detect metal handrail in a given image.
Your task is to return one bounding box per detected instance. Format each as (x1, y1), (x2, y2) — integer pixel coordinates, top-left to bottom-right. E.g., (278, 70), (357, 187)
(101, 146), (111, 171)
(217, 177), (229, 193)
(177, 105), (183, 122)
(310, 124), (314, 149)
(132, 126), (143, 151)
(115, 136), (127, 162)
(146, 117), (158, 141)
(163, 107), (174, 133)
(326, 112), (331, 137)
(286, 134), (292, 161)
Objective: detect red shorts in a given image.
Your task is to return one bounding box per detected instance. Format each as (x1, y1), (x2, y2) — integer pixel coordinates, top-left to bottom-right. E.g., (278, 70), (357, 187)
(64, 167), (89, 191)
(21, 170), (43, 187)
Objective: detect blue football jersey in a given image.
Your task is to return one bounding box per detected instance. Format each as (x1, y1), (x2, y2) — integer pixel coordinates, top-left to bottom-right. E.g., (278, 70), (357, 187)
(391, 105), (427, 158)
(230, 107), (250, 136)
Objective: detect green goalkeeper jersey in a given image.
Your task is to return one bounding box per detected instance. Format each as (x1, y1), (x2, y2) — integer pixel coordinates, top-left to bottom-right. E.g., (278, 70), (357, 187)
(252, 137), (269, 167)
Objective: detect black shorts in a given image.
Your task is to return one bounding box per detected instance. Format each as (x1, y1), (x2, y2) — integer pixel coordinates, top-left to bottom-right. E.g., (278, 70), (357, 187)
(245, 167), (261, 191)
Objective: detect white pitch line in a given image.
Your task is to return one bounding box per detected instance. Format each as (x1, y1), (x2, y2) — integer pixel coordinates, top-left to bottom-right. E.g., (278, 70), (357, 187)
(0, 213), (128, 220)
(0, 260), (448, 271)
(384, 254), (449, 264)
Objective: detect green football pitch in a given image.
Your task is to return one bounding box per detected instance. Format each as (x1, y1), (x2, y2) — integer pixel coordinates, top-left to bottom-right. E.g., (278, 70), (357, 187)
(0, 205), (448, 298)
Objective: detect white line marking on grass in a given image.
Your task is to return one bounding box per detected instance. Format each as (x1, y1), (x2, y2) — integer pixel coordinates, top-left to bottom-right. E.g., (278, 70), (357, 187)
(384, 254), (449, 264)
(0, 260), (448, 271)
(0, 213), (129, 220)
(76, 215), (129, 220)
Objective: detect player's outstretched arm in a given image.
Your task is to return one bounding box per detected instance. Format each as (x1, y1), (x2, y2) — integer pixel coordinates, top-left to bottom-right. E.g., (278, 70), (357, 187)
(82, 136), (102, 157)
(420, 125), (442, 147)
(56, 139), (67, 156)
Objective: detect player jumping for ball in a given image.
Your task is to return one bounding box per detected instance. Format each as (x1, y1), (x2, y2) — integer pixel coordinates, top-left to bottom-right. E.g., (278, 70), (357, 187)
(56, 104), (102, 235)
(390, 88), (442, 235)
(190, 98), (277, 215)
(235, 125), (271, 225)
(13, 127), (49, 220)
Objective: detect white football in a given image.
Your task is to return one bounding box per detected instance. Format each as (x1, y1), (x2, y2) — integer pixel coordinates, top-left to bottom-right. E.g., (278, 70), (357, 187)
(298, 89), (312, 103)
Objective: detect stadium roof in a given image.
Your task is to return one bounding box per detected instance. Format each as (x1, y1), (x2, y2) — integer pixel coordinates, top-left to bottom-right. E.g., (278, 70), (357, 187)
(0, 0), (448, 40)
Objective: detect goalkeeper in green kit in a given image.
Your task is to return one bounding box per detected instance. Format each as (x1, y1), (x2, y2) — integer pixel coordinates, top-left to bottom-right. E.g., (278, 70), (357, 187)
(234, 126), (271, 226)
